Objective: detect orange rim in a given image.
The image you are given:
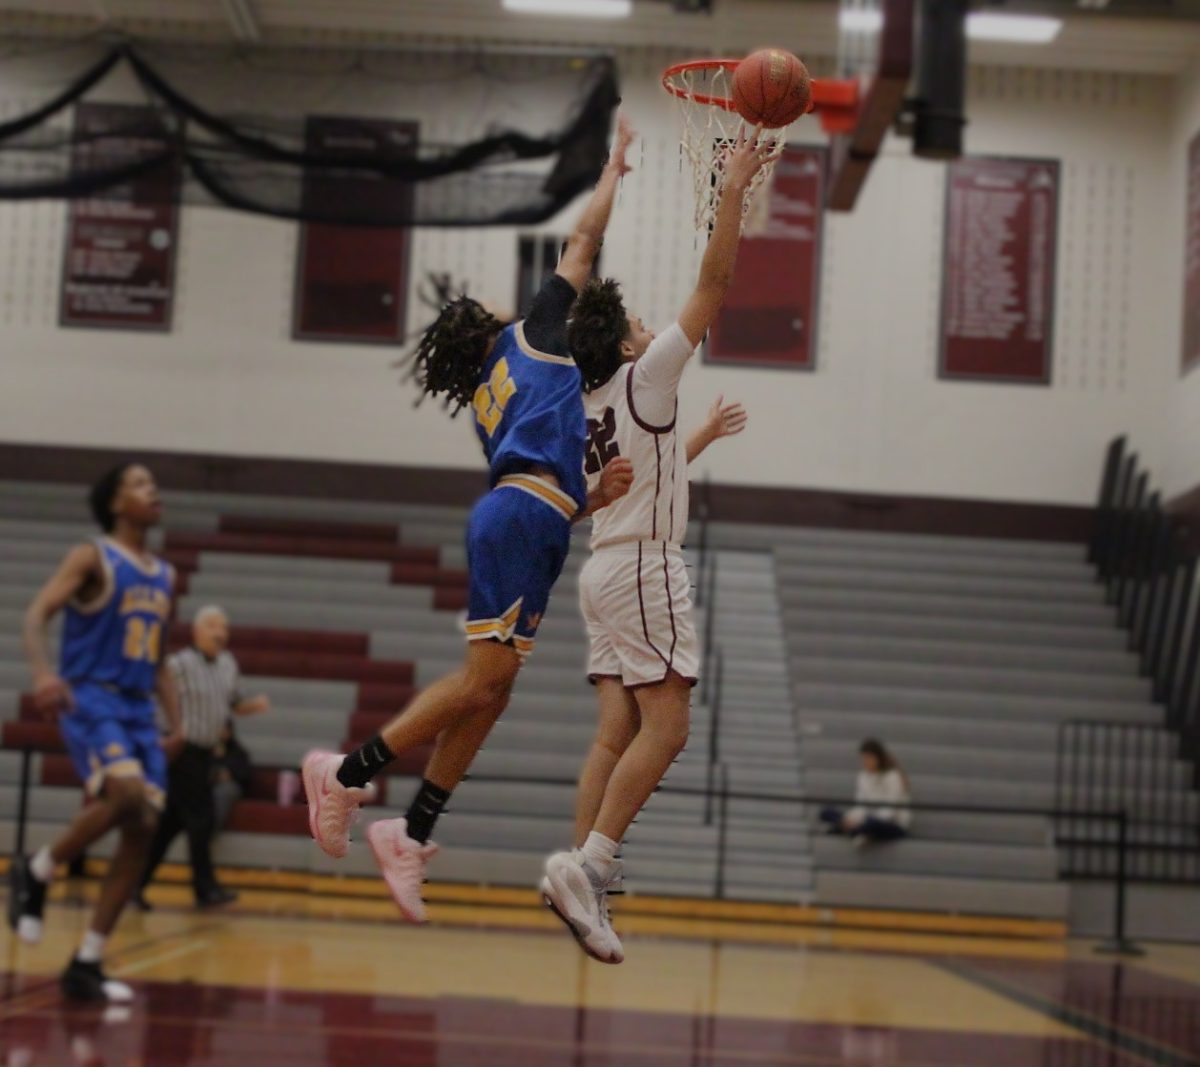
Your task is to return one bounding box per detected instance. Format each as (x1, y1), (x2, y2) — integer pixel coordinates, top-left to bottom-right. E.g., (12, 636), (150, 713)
(661, 58), (741, 112)
(661, 58), (860, 122)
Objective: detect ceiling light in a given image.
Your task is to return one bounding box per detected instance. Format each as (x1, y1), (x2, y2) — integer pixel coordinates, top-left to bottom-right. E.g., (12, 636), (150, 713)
(967, 13), (1062, 43)
(838, 8), (883, 33)
(502, 0), (633, 17)
(837, 8), (1062, 45)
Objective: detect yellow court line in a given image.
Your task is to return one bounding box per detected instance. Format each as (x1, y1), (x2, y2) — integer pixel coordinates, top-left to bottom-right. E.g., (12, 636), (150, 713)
(0, 857), (1065, 946)
(100, 858), (1064, 941)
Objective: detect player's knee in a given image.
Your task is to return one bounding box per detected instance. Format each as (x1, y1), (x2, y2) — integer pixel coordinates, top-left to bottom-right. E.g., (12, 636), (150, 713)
(464, 677), (511, 719)
(596, 723), (636, 758)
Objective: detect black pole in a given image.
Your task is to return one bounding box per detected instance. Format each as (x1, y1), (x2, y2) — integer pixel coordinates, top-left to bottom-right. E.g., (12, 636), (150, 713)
(14, 748), (31, 857)
(703, 650), (724, 826)
(714, 763), (730, 900)
(1095, 809), (1145, 957)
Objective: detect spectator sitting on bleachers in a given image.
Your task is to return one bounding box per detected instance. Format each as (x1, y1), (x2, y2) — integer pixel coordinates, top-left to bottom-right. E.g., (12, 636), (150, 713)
(820, 739), (912, 847)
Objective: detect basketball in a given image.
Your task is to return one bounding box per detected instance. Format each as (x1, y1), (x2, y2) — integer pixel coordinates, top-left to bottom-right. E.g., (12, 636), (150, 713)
(731, 48), (812, 128)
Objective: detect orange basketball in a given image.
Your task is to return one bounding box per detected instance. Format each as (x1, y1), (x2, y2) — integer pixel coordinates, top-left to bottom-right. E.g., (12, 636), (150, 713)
(731, 48), (812, 128)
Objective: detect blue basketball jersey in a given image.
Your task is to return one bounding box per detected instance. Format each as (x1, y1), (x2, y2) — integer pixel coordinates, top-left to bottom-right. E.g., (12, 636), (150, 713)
(472, 320), (588, 515)
(60, 539), (174, 696)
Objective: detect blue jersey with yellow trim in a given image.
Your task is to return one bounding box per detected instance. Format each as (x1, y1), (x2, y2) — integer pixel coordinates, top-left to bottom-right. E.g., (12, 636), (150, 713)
(472, 320), (588, 514)
(60, 539), (173, 695)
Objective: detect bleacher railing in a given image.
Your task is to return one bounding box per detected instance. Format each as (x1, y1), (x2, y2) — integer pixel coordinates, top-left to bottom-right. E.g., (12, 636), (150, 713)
(1056, 721), (1200, 884)
(1089, 437), (1200, 758)
(693, 476), (726, 824)
(1063, 437), (1200, 886)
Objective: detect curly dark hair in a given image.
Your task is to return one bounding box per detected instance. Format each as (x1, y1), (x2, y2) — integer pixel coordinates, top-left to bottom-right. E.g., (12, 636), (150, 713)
(89, 462), (136, 532)
(411, 296), (503, 414)
(568, 277), (630, 392)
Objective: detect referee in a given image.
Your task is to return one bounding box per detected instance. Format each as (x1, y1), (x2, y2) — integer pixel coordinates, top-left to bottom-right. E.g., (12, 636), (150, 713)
(137, 605), (270, 908)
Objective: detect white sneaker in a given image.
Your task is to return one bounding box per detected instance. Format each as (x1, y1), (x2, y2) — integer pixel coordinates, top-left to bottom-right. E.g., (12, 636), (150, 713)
(301, 750), (371, 859)
(541, 850), (624, 965)
(366, 817), (439, 923)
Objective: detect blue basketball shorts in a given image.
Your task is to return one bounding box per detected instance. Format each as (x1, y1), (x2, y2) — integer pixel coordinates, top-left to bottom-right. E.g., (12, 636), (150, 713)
(59, 682), (167, 809)
(465, 474), (576, 659)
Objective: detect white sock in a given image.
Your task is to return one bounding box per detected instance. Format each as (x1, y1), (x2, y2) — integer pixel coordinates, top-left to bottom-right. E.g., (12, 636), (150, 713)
(78, 930), (106, 964)
(30, 847), (54, 883)
(580, 832), (618, 880)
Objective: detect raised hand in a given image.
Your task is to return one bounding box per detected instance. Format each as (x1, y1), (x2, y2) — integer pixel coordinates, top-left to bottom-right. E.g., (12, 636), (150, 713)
(609, 113), (636, 176)
(722, 125), (777, 192)
(704, 395), (748, 441)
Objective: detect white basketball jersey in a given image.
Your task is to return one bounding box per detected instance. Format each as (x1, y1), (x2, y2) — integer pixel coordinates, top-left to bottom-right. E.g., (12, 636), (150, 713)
(584, 362), (689, 550)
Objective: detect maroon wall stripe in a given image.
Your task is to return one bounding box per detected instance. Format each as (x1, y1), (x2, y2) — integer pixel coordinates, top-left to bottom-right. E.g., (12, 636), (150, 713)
(0, 441), (1092, 542)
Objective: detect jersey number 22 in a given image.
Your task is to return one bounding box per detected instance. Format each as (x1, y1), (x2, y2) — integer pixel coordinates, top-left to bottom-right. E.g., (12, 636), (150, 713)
(586, 408), (620, 475)
(474, 359), (517, 438)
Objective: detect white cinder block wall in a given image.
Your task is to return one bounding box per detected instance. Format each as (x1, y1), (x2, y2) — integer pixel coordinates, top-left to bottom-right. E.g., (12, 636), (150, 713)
(1167, 60), (1200, 501)
(0, 37), (1188, 505)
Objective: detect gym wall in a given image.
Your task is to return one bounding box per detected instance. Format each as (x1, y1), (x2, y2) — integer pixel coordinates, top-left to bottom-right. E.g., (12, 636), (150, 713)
(0, 41), (1184, 506)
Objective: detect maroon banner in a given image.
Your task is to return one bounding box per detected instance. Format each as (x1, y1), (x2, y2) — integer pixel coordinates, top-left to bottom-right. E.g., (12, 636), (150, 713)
(707, 145), (826, 370)
(59, 103), (181, 331)
(939, 157), (1059, 384)
(1184, 131), (1200, 374)
(293, 117), (417, 343)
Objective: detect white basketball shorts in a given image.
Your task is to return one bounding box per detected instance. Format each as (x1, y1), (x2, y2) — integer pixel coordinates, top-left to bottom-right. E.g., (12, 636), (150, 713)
(579, 543), (700, 689)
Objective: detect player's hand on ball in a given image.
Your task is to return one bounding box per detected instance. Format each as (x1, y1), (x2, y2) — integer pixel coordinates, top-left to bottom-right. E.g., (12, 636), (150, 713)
(609, 113), (636, 176)
(599, 457), (634, 505)
(706, 395), (748, 440)
(724, 125), (777, 191)
(32, 672), (73, 716)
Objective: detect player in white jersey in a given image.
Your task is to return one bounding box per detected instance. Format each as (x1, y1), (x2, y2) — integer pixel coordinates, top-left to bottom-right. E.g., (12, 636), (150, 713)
(539, 128), (770, 963)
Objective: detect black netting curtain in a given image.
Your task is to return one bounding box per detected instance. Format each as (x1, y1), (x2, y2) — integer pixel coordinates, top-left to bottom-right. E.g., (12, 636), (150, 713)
(0, 43), (620, 226)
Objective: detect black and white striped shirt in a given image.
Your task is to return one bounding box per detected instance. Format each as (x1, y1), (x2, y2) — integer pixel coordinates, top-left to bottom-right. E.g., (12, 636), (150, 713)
(167, 647), (244, 749)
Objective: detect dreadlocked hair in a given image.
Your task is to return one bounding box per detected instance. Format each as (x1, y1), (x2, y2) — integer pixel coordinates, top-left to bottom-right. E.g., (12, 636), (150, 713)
(568, 277), (630, 392)
(411, 296), (502, 414)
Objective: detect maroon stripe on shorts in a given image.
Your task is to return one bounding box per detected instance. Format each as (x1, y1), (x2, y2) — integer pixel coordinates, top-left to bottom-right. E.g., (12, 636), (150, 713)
(636, 541), (671, 669)
(662, 542), (678, 670)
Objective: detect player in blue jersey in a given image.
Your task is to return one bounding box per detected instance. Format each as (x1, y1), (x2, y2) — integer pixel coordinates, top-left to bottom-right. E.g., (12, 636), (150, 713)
(302, 117), (636, 923)
(9, 463), (183, 1003)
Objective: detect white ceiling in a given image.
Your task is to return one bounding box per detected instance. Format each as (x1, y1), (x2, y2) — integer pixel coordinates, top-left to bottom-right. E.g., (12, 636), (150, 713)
(0, 0), (1197, 74)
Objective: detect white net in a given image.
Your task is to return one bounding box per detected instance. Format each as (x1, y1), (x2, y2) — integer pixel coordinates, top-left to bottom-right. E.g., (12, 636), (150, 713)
(665, 64), (787, 235)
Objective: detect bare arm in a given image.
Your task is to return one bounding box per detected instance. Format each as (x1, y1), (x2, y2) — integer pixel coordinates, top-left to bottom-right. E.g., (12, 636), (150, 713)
(576, 457), (634, 522)
(556, 114), (634, 293)
(677, 128), (776, 347)
(22, 543), (101, 712)
(686, 396), (748, 463)
(234, 695), (271, 716)
(157, 659), (183, 757)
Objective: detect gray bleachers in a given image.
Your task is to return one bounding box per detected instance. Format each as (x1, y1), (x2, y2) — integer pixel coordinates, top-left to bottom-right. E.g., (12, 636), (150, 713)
(3, 478), (1190, 924)
(775, 524), (1193, 920)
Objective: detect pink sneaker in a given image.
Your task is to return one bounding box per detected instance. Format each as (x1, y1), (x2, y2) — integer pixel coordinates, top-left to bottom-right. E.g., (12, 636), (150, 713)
(367, 817), (439, 923)
(301, 750), (371, 859)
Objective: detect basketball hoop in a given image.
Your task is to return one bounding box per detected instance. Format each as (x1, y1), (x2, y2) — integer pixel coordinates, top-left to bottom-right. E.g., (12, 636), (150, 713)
(662, 58), (859, 233)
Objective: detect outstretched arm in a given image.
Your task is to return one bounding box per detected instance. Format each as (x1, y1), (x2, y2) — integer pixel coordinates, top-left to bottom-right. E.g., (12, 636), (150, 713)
(677, 128), (775, 347)
(556, 114), (635, 293)
(686, 396), (748, 463)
